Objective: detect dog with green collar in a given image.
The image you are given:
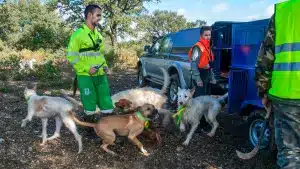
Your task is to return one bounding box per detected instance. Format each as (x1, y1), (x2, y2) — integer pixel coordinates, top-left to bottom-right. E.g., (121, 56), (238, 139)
(69, 103), (159, 156)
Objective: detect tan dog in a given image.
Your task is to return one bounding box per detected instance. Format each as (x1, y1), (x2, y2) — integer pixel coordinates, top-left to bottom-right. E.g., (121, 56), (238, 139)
(113, 99), (162, 146)
(69, 103), (158, 156)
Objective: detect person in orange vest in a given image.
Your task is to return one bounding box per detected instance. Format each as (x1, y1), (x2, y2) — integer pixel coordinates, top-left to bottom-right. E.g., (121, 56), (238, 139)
(188, 26), (216, 97)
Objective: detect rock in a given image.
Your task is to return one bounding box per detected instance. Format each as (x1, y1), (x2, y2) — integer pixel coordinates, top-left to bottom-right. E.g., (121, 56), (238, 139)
(0, 138), (4, 143)
(176, 146), (184, 152)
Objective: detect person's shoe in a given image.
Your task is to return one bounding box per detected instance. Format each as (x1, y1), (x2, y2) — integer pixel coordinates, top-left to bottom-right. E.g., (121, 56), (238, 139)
(82, 114), (99, 136)
(101, 109), (113, 114)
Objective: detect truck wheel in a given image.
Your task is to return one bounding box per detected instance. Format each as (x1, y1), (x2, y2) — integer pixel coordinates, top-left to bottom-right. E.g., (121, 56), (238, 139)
(248, 110), (270, 150)
(137, 66), (149, 87)
(167, 74), (180, 105)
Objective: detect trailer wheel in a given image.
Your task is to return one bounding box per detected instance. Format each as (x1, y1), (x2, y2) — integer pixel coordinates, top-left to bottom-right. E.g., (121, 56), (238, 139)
(247, 110), (270, 149)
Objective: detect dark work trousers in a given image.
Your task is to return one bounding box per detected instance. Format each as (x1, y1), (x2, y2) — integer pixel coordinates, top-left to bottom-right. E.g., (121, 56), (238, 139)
(193, 68), (211, 98)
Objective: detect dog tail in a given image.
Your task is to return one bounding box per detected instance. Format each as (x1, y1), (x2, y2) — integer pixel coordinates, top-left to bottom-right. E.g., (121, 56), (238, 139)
(160, 67), (170, 94)
(68, 111), (95, 128)
(61, 89), (83, 108)
(217, 92), (228, 106)
(236, 144), (260, 160)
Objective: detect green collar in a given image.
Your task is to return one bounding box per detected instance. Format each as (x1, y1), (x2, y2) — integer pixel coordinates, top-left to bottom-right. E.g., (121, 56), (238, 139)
(172, 105), (186, 127)
(135, 111), (150, 122)
(82, 23), (98, 34)
(26, 95), (32, 101)
(135, 111), (151, 130)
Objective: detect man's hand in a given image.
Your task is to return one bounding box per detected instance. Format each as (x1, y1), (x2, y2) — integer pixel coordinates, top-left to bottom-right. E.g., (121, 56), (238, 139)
(262, 97), (268, 106)
(89, 67), (97, 75)
(103, 66), (109, 74)
(197, 80), (203, 87)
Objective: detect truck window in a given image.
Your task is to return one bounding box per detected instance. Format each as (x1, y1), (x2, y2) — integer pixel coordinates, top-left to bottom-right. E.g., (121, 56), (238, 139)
(151, 38), (163, 54)
(159, 37), (173, 53)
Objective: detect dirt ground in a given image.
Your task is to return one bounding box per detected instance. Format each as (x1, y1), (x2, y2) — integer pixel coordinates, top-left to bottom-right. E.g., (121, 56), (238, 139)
(0, 70), (278, 169)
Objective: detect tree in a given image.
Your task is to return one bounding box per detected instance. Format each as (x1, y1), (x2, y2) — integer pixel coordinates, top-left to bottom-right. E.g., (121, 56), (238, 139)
(0, 0), (72, 51)
(53, 0), (160, 49)
(138, 10), (206, 42)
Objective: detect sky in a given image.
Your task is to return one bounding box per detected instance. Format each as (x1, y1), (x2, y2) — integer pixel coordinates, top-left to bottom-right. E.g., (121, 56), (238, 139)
(144, 0), (287, 25)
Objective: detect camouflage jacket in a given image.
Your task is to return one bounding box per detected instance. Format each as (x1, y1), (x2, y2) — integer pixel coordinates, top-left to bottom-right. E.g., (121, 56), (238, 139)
(255, 15), (275, 99)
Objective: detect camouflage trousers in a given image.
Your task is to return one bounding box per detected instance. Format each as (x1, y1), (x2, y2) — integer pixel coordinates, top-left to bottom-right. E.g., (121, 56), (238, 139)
(273, 103), (300, 169)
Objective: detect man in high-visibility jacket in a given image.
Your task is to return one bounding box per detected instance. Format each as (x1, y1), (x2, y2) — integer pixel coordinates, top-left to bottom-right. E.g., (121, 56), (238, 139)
(255, 0), (300, 168)
(66, 4), (114, 124)
(188, 26), (216, 97)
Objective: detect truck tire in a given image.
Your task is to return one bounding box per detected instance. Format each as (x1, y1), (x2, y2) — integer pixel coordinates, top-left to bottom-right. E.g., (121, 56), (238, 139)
(167, 74), (180, 105)
(137, 65), (149, 87)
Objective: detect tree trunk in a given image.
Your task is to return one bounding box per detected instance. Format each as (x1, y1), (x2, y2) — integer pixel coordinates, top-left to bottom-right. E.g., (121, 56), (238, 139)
(109, 23), (118, 51)
(109, 33), (118, 50)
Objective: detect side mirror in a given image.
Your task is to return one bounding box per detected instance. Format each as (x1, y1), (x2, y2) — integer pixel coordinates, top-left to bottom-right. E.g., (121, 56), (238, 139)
(144, 45), (151, 52)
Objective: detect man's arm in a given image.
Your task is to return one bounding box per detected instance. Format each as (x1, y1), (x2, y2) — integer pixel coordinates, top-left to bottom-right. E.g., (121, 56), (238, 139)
(255, 14), (275, 99)
(191, 46), (202, 84)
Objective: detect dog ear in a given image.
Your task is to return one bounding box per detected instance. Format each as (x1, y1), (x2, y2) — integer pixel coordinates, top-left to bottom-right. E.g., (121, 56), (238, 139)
(190, 87), (196, 95)
(177, 87), (181, 92)
(115, 101), (121, 107)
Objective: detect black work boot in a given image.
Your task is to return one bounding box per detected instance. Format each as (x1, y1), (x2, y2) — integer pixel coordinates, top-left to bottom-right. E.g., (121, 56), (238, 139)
(83, 114), (102, 144)
(82, 114), (97, 136)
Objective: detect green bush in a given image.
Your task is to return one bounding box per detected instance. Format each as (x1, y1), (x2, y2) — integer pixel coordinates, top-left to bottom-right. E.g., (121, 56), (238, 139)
(33, 60), (62, 82)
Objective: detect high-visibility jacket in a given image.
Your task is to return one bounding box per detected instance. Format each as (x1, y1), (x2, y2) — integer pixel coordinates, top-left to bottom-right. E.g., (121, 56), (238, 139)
(188, 38), (215, 69)
(66, 24), (108, 76)
(268, 0), (300, 99)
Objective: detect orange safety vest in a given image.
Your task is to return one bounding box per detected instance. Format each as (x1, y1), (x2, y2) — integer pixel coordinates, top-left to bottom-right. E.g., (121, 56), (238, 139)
(188, 39), (214, 69)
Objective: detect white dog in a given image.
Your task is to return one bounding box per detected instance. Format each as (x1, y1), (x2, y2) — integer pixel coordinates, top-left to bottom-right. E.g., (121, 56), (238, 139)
(21, 85), (83, 153)
(111, 67), (169, 110)
(177, 87), (228, 146)
(19, 58), (37, 71)
(111, 67), (172, 125)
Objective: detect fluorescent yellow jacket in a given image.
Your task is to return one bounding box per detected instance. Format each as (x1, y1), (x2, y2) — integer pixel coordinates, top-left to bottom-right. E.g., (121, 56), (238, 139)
(66, 24), (108, 76)
(268, 0), (300, 99)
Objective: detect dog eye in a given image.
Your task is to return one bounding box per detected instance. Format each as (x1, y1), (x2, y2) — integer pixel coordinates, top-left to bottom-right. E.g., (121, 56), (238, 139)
(185, 96), (187, 98)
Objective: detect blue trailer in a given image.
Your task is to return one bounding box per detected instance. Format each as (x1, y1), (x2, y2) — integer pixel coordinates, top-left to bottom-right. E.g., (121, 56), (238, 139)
(212, 18), (273, 150)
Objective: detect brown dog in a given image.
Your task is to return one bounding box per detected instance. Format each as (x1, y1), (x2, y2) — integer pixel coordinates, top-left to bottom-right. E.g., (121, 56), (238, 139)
(113, 99), (162, 146)
(70, 103), (158, 156)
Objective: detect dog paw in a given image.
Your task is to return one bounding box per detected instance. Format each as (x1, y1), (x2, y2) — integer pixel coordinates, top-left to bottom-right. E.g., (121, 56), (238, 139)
(141, 147), (150, 156)
(21, 121), (27, 128)
(207, 132), (215, 137)
(182, 140), (189, 146)
(108, 151), (116, 156)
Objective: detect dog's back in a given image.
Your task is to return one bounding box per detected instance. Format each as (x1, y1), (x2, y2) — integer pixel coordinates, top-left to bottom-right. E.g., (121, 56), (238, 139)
(111, 88), (167, 110)
(29, 95), (74, 118)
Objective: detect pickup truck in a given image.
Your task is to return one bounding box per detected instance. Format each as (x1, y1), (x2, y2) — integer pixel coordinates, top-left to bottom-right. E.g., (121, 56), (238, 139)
(137, 22), (233, 105)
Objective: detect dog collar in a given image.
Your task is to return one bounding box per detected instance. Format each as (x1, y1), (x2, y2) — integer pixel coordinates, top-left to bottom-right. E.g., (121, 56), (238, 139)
(135, 111), (151, 130)
(172, 105), (186, 127)
(26, 95), (32, 101)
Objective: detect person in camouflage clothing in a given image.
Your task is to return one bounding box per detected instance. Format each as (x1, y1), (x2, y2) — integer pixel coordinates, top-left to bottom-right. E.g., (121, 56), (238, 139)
(255, 1), (300, 168)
